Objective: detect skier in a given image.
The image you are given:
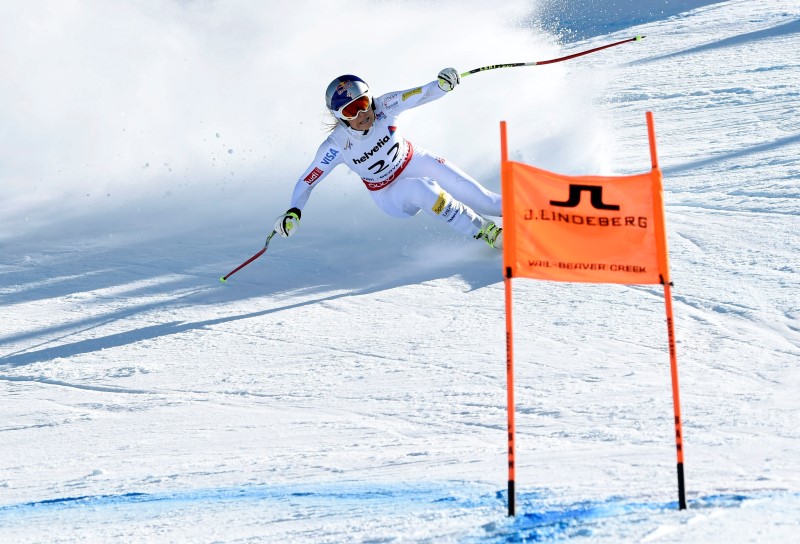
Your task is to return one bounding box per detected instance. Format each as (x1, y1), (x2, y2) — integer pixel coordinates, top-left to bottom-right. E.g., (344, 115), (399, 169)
(273, 68), (503, 248)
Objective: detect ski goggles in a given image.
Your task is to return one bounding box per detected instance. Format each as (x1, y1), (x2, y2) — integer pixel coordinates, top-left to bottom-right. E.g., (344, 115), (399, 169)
(337, 95), (372, 120)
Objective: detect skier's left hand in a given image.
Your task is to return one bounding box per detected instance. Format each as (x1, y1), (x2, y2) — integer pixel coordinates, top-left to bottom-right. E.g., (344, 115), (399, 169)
(437, 67), (460, 92)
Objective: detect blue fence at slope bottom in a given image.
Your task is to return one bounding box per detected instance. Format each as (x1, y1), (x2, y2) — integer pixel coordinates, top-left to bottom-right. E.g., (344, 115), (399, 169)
(0, 482), (794, 542)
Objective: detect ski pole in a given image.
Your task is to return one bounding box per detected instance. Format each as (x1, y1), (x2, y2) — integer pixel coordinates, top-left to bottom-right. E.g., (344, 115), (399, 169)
(461, 35), (645, 78)
(219, 230), (277, 283)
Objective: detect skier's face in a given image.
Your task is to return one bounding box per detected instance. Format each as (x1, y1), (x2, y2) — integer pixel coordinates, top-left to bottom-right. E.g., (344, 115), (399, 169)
(348, 107), (374, 131)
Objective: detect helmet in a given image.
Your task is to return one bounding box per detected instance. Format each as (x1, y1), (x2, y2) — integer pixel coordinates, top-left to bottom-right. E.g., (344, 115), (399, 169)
(325, 75), (371, 119)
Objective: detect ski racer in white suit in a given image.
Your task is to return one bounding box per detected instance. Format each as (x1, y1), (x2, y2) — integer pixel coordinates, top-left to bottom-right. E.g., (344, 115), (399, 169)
(274, 68), (503, 248)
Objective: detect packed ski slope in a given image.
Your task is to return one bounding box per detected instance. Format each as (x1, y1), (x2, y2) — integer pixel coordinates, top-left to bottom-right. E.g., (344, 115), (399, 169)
(2, 0), (799, 541)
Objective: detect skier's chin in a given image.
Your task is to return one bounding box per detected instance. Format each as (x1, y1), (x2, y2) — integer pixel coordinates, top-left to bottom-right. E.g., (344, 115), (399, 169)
(351, 115), (374, 131)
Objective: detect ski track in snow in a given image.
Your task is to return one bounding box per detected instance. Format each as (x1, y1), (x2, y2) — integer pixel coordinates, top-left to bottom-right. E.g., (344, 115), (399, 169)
(2, 0), (800, 542)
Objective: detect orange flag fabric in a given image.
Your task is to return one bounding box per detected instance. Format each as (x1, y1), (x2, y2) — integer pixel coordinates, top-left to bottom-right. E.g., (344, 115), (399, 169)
(501, 162), (670, 285)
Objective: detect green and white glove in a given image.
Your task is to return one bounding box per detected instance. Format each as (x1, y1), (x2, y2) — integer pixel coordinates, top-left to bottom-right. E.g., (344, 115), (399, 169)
(437, 67), (460, 92)
(274, 207), (301, 237)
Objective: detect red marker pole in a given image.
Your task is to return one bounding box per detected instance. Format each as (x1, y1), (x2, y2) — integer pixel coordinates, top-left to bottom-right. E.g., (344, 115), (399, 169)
(500, 121), (517, 516)
(647, 111), (687, 510)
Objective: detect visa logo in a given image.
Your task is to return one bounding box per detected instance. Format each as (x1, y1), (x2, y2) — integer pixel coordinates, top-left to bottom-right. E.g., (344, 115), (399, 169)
(321, 148), (339, 165)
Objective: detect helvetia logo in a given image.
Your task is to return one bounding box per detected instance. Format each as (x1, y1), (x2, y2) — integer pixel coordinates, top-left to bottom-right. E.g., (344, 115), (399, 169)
(352, 135), (391, 164)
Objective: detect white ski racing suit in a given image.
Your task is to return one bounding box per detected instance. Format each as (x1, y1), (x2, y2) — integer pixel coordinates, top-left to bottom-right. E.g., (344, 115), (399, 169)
(289, 80), (502, 237)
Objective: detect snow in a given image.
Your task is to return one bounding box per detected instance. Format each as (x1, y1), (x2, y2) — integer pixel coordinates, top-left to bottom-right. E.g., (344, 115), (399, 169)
(2, 0), (799, 541)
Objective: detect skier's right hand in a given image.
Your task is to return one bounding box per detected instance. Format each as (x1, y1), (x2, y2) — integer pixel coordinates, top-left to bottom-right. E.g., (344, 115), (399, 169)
(274, 207), (301, 237)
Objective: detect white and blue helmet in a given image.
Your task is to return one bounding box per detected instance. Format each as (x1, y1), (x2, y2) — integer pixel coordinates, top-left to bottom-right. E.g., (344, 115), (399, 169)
(325, 75), (372, 120)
